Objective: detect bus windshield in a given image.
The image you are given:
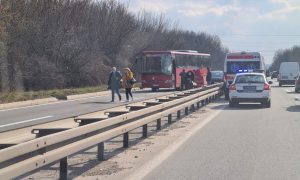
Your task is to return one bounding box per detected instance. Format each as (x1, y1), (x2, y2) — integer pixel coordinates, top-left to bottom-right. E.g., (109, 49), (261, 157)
(227, 61), (260, 74)
(141, 54), (172, 75)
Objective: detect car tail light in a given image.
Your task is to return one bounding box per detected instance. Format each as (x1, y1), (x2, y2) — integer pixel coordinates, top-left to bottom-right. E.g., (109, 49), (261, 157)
(229, 84), (236, 90)
(264, 83), (270, 90)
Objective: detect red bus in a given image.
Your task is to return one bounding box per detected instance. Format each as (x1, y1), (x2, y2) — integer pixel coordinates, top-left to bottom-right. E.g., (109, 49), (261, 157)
(137, 50), (211, 91)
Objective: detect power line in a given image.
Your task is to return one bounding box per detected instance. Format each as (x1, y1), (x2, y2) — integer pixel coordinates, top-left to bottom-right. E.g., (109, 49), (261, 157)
(222, 41), (300, 45)
(218, 34), (300, 37)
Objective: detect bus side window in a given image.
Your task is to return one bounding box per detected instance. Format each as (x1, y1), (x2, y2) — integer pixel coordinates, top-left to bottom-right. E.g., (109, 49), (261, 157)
(136, 57), (142, 73)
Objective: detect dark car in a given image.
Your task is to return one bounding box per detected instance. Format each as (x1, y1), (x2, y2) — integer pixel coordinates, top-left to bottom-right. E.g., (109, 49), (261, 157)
(271, 71), (278, 79)
(211, 71), (224, 83)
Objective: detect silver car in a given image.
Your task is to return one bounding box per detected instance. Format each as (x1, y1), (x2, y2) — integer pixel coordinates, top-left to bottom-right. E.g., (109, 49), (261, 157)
(229, 73), (272, 108)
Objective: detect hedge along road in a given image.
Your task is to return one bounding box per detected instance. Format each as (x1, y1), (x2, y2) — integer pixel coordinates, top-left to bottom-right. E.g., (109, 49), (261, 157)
(0, 89), (173, 132)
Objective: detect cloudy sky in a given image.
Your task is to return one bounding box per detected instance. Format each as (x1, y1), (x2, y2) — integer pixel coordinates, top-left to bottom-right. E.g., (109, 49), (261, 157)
(118, 0), (300, 64)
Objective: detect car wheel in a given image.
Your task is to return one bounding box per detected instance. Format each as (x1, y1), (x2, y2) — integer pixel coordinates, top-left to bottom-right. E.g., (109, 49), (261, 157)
(225, 92), (229, 100)
(266, 100), (271, 108)
(229, 100), (234, 107)
(295, 88), (299, 93)
(279, 82), (282, 87)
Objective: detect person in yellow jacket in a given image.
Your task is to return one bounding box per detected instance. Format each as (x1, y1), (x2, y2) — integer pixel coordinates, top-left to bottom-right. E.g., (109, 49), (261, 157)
(122, 68), (134, 101)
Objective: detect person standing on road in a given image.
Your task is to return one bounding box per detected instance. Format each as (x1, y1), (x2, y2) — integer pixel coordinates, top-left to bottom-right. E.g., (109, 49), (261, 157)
(186, 71), (194, 89)
(206, 67), (212, 85)
(122, 68), (134, 101)
(179, 69), (187, 90)
(108, 67), (122, 102)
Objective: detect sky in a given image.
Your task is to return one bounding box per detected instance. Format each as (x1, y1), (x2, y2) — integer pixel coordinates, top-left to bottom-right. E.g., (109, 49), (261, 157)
(118, 0), (300, 64)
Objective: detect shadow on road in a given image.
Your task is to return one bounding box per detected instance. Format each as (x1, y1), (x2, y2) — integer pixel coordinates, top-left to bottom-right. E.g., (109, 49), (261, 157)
(271, 85), (295, 88)
(133, 88), (176, 93)
(212, 103), (263, 110)
(81, 101), (112, 105)
(286, 105), (300, 112)
(286, 91), (299, 94)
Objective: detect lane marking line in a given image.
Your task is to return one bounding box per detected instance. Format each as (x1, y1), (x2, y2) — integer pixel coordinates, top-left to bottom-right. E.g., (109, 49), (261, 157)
(0, 95), (109, 112)
(126, 105), (225, 180)
(0, 116), (53, 128)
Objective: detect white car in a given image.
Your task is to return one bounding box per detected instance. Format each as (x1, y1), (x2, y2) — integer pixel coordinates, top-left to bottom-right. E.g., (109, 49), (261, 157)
(229, 73), (272, 108)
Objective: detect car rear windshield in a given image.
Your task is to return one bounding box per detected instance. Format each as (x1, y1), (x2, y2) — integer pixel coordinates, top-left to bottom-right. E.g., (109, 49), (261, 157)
(235, 75), (265, 83)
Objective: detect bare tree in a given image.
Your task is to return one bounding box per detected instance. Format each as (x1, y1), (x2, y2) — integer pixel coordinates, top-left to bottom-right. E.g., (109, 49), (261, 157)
(0, 0), (228, 92)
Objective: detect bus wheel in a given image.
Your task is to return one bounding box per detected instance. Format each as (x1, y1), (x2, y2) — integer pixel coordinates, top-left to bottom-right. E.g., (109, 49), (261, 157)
(152, 87), (159, 92)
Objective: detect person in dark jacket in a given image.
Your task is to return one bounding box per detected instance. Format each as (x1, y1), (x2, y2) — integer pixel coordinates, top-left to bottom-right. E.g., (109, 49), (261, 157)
(108, 67), (122, 102)
(186, 71), (194, 89)
(179, 69), (187, 90)
(206, 67), (212, 85)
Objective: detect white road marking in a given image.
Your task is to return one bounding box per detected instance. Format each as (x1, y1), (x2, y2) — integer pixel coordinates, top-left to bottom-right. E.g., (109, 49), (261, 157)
(0, 116), (53, 128)
(0, 95), (108, 112)
(126, 105), (225, 180)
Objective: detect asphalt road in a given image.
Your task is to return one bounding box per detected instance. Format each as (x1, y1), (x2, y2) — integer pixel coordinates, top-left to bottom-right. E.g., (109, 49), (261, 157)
(144, 81), (300, 180)
(0, 89), (173, 132)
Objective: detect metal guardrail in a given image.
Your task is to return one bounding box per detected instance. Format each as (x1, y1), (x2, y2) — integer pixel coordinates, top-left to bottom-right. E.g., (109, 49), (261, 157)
(0, 83), (223, 179)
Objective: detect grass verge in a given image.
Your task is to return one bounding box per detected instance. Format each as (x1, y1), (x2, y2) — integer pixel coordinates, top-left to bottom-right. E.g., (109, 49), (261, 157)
(0, 86), (107, 104)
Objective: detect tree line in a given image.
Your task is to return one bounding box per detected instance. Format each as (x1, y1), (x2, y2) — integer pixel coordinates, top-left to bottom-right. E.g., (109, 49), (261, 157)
(270, 45), (300, 71)
(0, 0), (228, 92)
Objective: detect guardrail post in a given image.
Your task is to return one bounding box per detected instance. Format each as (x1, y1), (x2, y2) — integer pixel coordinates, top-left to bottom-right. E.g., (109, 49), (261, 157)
(59, 157), (68, 180)
(185, 107), (189, 115)
(143, 124), (148, 138)
(97, 142), (104, 161)
(168, 114), (172, 124)
(191, 104), (195, 112)
(157, 119), (161, 130)
(123, 132), (129, 148)
(197, 102), (200, 109)
(177, 110), (181, 118)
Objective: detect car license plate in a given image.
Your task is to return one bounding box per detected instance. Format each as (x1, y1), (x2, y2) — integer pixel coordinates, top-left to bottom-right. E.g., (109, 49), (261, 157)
(243, 86), (256, 91)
